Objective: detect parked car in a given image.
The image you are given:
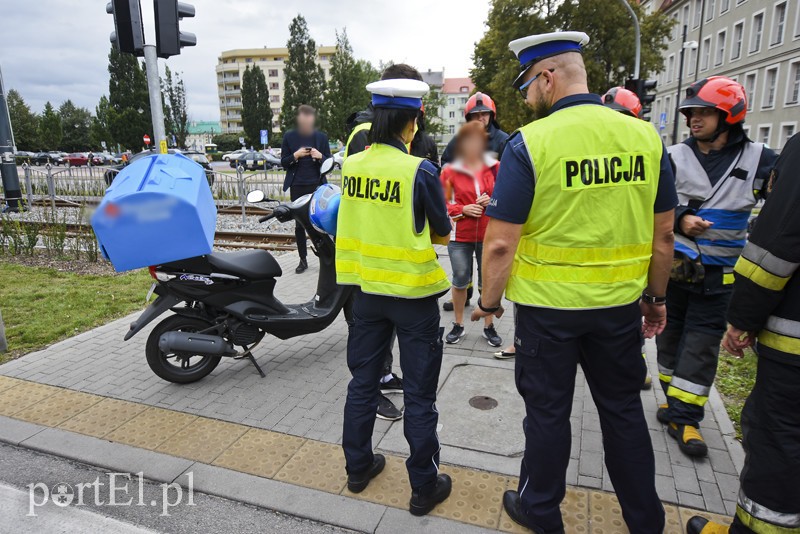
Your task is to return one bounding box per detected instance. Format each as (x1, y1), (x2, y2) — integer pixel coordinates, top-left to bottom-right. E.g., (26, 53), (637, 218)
(32, 152), (57, 166)
(64, 153), (89, 167)
(104, 149), (214, 186)
(222, 149), (248, 161)
(229, 151), (277, 171)
(259, 149), (282, 168)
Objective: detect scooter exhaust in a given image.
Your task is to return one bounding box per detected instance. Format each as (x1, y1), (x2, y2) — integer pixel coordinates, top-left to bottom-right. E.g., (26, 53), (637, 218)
(158, 331), (238, 357)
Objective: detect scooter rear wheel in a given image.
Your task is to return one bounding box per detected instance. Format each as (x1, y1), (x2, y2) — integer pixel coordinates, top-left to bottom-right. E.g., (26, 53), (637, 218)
(145, 315), (222, 384)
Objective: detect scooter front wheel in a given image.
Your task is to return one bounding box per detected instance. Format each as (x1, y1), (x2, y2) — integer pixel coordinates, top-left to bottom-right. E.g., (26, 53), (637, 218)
(145, 315), (222, 384)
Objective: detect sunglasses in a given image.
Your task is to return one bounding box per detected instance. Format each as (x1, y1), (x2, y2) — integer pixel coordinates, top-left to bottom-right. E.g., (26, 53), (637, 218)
(518, 68), (555, 98)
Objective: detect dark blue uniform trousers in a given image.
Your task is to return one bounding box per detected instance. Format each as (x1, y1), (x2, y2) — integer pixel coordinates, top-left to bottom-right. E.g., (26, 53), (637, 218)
(342, 290), (444, 490)
(514, 303), (664, 534)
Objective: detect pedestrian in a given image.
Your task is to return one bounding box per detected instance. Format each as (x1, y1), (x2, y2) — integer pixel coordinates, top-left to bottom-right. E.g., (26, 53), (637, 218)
(280, 105), (332, 274)
(472, 31), (677, 533)
(655, 77), (778, 458)
(686, 133), (800, 534)
(440, 92), (508, 165)
(441, 120), (502, 348)
(341, 63), (429, 423)
(336, 78), (452, 516)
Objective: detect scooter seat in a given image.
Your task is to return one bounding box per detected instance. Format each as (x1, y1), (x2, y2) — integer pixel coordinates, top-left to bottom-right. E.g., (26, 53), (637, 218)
(207, 250), (282, 279)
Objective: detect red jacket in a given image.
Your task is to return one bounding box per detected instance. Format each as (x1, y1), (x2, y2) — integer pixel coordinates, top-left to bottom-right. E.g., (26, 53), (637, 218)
(440, 158), (499, 243)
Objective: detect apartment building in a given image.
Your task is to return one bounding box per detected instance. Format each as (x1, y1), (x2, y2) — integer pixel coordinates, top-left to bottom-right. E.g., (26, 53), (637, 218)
(216, 46), (336, 134)
(643, 0), (800, 151)
(440, 77), (475, 146)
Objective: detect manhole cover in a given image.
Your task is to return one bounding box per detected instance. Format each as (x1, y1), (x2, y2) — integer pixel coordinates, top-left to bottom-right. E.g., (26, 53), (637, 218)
(468, 395), (498, 410)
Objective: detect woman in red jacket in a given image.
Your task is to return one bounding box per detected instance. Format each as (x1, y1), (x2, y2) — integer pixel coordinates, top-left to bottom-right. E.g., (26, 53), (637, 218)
(441, 121), (502, 347)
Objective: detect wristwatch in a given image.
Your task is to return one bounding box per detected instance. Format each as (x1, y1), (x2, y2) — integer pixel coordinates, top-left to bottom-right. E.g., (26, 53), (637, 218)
(477, 297), (501, 313)
(641, 292), (667, 305)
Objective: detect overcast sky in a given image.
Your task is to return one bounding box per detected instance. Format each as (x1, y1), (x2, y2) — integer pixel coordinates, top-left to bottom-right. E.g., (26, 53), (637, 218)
(1, 0), (492, 122)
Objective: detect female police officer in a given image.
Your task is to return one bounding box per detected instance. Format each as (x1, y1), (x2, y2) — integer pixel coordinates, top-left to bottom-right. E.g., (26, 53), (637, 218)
(335, 78), (453, 516)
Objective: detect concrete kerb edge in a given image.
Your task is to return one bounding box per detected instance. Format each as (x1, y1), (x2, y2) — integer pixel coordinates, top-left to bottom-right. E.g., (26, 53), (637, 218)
(707, 385), (745, 472)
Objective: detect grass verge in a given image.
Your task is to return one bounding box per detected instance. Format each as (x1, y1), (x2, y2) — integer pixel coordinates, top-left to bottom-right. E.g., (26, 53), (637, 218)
(714, 348), (757, 439)
(0, 261), (151, 364)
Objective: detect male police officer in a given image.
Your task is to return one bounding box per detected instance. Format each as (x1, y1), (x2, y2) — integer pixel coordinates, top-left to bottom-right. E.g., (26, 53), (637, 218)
(686, 132), (800, 534)
(337, 78), (452, 516)
(656, 77), (778, 458)
(473, 31), (677, 533)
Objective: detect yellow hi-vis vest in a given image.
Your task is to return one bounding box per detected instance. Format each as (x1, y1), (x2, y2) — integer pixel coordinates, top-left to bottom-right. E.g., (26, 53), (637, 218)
(336, 143), (450, 298)
(344, 123), (372, 159)
(506, 104), (663, 310)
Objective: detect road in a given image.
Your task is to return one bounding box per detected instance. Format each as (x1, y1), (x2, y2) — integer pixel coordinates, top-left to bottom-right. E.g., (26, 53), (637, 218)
(0, 442), (357, 534)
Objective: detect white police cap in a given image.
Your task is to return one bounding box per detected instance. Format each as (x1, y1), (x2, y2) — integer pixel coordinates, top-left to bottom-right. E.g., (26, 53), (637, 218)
(508, 31), (590, 88)
(367, 79), (430, 110)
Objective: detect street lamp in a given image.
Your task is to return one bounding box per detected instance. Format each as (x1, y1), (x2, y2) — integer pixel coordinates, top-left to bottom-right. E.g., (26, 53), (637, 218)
(673, 25), (699, 144)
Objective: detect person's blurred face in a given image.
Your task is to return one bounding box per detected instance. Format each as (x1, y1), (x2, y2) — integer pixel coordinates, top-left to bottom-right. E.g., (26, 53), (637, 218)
(297, 111), (316, 134)
(468, 111), (492, 128)
(459, 133), (487, 162)
(686, 107), (720, 141)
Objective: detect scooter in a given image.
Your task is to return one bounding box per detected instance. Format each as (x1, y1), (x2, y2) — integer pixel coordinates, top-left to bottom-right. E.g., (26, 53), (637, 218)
(124, 158), (353, 384)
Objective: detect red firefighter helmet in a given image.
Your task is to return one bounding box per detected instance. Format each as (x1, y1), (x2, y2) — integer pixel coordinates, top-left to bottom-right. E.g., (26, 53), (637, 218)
(465, 92), (497, 119)
(602, 87), (642, 118)
(679, 76), (747, 125)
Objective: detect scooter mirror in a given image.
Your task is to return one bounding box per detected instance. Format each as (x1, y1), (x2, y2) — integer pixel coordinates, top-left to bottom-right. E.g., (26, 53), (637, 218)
(246, 190), (266, 203)
(320, 158), (335, 176)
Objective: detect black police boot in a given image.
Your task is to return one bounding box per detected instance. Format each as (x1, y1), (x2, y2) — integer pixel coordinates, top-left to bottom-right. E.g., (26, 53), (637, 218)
(503, 490), (544, 532)
(347, 454), (386, 493)
(295, 258), (308, 274)
(409, 474), (452, 516)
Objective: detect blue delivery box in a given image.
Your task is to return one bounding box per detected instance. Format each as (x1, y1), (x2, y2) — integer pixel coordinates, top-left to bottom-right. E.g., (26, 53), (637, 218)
(91, 153), (216, 272)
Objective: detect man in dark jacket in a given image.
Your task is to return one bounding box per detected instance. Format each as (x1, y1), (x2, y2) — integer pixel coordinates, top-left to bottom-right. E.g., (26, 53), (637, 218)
(281, 105), (332, 273)
(440, 92), (508, 165)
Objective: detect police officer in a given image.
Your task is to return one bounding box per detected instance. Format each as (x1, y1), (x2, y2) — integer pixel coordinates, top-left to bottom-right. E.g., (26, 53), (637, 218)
(440, 92), (509, 165)
(686, 132), (800, 534)
(656, 77), (778, 458)
(337, 78), (452, 516)
(472, 31), (678, 533)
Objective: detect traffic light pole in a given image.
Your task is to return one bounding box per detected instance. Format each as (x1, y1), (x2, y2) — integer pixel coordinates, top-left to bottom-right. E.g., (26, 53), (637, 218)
(617, 0), (641, 79)
(0, 65), (22, 212)
(143, 44), (167, 149)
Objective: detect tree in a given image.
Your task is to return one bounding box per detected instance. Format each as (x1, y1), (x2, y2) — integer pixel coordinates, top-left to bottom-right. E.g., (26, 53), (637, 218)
(323, 29), (372, 143)
(37, 102), (62, 150)
(107, 46), (151, 150)
(162, 66), (190, 148)
(471, 0), (673, 132)
(279, 14), (326, 134)
(211, 133), (241, 153)
(422, 88), (447, 138)
(241, 65), (273, 147)
(58, 100), (92, 152)
(90, 96), (113, 149)
(6, 89), (39, 151)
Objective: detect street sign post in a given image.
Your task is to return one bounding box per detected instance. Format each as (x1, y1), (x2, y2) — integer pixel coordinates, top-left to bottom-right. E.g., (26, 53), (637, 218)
(659, 112), (667, 132)
(101, 141), (107, 149)
(239, 136), (245, 147)
(143, 134), (151, 146)
(260, 129), (269, 146)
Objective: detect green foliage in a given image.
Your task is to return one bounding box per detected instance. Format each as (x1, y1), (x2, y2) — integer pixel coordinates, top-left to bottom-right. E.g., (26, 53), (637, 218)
(37, 102), (62, 150)
(471, 0), (673, 132)
(107, 46), (151, 150)
(323, 29), (375, 143)
(162, 66), (190, 148)
(90, 96), (113, 150)
(715, 349), (757, 438)
(279, 14), (326, 134)
(58, 100), (92, 152)
(241, 65), (273, 146)
(422, 89), (447, 138)
(211, 133), (242, 152)
(6, 89), (39, 151)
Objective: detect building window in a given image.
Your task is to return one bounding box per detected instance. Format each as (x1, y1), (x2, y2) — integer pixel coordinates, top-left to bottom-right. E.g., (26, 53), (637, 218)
(461, 97), (468, 104)
(750, 11), (764, 53)
(744, 72), (757, 110)
(732, 21), (745, 60)
(449, 125), (455, 135)
(757, 125), (772, 146)
(795, 2), (800, 39)
(706, 0), (715, 21)
(667, 55), (675, 82)
(763, 67), (779, 109)
(245, 58), (253, 63)
(720, 0), (730, 14)
(787, 62), (800, 104)
(449, 111), (455, 118)
(700, 37), (711, 71)
(270, 95), (280, 103)
(780, 123), (796, 147)
(460, 86), (469, 93)
(673, 12), (681, 40)
(269, 83), (279, 90)
(268, 69), (278, 77)
(448, 98), (455, 105)
(665, 96), (672, 124)
(687, 46), (698, 76)
(693, 0), (702, 28)
(771, 1), (787, 46)
(715, 30), (727, 66)
(737, 0), (746, 4)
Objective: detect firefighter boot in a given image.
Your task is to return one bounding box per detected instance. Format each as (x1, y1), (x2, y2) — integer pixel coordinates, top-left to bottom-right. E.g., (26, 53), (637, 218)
(668, 423), (708, 458)
(686, 516), (729, 534)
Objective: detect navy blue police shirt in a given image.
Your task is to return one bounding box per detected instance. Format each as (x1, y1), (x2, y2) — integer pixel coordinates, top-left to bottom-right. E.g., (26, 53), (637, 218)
(486, 94), (678, 224)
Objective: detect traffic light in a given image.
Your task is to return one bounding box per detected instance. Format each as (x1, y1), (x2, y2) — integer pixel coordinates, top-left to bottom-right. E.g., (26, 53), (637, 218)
(625, 79), (658, 121)
(154, 0), (197, 59)
(106, 0), (145, 56)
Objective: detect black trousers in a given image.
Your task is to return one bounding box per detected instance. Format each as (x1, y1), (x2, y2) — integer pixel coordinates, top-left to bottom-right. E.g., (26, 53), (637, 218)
(513, 304), (664, 534)
(729, 354), (800, 533)
(289, 184), (318, 260)
(656, 282), (731, 426)
(342, 290), (444, 490)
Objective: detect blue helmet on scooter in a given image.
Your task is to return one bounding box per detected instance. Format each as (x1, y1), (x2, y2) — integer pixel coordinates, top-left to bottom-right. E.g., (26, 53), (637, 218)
(309, 184), (341, 236)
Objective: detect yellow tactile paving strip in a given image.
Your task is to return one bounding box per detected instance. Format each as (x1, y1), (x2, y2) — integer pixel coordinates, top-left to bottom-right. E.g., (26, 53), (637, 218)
(0, 375), (734, 532)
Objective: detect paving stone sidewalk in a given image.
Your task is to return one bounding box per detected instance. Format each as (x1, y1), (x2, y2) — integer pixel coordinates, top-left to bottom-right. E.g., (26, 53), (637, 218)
(0, 250), (744, 517)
